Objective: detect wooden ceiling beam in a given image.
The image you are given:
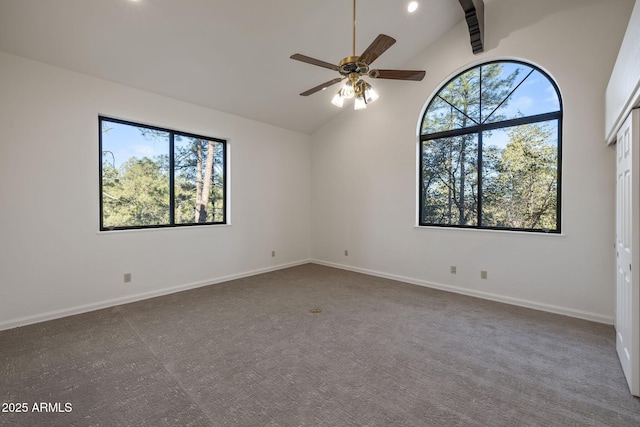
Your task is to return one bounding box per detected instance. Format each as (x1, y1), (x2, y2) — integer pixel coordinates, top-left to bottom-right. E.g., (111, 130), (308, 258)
(458, 0), (484, 54)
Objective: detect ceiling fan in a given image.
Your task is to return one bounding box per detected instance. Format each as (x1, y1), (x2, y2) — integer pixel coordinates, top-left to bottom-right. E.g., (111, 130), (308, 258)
(290, 0), (426, 110)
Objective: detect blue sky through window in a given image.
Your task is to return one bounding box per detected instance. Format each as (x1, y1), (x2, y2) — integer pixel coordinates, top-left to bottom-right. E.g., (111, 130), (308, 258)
(101, 120), (169, 169)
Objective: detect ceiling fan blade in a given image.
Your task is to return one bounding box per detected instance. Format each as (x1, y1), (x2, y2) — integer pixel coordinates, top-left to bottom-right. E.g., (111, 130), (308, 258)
(369, 69), (426, 81)
(290, 54), (339, 71)
(358, 34), (396, 66)
(300, 77), (345, 96)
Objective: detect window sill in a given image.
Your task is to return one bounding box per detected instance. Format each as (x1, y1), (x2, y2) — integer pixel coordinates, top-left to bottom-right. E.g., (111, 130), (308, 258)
(97, 223), (232, 235)
(413, 225), (565, 237)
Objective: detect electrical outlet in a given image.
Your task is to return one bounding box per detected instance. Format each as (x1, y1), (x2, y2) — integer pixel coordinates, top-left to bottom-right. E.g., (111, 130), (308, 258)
(450, 265), (457, 274)
(345, 249), (349, 256)
(481, 270), (488, 280)
(124, 273), (132, 283)
(272, 250), (276, 257)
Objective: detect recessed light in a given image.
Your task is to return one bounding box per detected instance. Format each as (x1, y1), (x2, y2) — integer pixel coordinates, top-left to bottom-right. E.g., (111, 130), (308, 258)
(408, 1), (419, 13)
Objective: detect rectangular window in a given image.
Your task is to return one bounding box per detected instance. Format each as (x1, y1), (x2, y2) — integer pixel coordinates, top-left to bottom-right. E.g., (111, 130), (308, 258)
(99, 117), (227, 231)
(421, 134), (479, 226)
(480, 121), (559, 230)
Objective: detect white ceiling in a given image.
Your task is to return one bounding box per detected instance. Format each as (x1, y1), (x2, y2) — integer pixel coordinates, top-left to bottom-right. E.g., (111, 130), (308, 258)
(0, 0), (463, 134)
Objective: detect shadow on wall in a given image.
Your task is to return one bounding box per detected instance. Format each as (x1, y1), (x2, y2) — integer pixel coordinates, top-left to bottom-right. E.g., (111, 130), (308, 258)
(483, 0), (627, 52)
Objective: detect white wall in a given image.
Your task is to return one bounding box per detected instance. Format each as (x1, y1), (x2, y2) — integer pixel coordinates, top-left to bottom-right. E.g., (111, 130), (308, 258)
(0, 0), (633, 330)
(311, 0), (635, 323)
(0, 52), (311, 329)
(606, 0), (640, 142)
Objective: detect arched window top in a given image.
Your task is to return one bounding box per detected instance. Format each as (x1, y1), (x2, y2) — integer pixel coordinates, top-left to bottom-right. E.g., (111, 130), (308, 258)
(418, 60), (563, 233)
(421, 60), (562, 136)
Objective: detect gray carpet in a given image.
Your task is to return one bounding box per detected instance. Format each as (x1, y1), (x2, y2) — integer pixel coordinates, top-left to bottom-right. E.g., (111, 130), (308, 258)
(1, 264), (639, 426)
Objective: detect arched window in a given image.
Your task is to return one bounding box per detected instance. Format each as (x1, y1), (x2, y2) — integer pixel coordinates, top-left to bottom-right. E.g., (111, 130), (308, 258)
(419, 60), (562, 233)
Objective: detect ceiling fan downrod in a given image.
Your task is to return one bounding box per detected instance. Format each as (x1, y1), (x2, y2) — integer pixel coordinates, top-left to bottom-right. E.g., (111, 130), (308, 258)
(352, 0), (356, 57)
(289, 0), (426, 100)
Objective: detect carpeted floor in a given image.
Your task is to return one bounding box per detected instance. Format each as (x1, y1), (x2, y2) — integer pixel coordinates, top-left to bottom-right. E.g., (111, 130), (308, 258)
(1, 264), (639, 426)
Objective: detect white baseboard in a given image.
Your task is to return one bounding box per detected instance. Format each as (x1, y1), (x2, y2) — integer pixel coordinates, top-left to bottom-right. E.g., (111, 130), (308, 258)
(0, 259), (311, 332)
(310, 259), (614, 325)
(2, 258), (613, 331)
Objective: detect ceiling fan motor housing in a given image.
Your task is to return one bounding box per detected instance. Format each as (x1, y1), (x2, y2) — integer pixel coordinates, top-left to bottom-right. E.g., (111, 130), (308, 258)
(339, 56), (369, 76)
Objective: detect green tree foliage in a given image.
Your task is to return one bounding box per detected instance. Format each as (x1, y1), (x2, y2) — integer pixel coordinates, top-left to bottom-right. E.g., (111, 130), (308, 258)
(422, 63), (520, 226)
(487, 123), (558, 230)
(174, 137), (225, 224)
(422, 134), (478, 225)
(102, 157), (170, 228)
(101, 127), (224, 229)
(421, 62), (559, 231)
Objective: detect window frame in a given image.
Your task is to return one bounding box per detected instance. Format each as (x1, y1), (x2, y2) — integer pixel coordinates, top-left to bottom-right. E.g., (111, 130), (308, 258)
(418, 59), (563, 233)
(99, 116), (227, 231)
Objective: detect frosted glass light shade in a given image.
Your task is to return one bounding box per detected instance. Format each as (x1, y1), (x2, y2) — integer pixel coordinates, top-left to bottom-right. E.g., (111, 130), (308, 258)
(331, 92), (344, 108)
(340, 83), (355, 99)
(354, 96), (367, 110)
(364, 86), (379, 103)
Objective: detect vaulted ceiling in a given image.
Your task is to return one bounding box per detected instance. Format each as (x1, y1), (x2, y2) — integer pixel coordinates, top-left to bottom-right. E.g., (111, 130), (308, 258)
(0, 0), (467, 134)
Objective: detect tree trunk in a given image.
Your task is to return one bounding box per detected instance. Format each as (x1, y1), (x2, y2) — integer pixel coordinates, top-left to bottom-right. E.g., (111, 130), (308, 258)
(194, 141), (204, 222)
(459, 137), (466, 225)
(198, 141), (215, 222)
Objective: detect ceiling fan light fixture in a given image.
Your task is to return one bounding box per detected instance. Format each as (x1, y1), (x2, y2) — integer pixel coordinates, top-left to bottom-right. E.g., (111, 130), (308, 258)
(354, 96), (367, 110)
(340, 82), (355, 99)
(290, 0), (425, 108)
(331, 91), (345, 108)
(363, 83), (379, 104)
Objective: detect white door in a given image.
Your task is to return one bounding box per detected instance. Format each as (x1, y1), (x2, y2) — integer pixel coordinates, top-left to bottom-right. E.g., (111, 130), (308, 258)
(616, 108), (640, 396)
